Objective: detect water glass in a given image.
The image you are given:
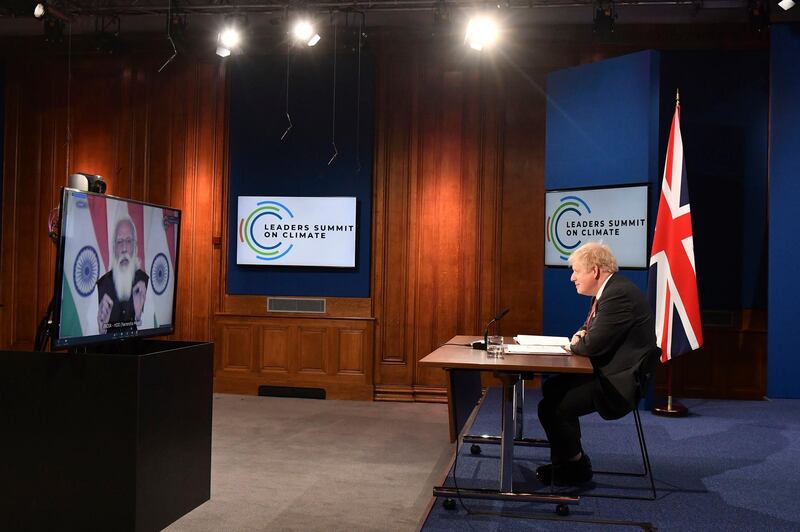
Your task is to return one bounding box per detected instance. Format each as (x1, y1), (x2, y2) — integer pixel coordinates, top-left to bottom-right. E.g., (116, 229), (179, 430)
(486, 335), (504, 358)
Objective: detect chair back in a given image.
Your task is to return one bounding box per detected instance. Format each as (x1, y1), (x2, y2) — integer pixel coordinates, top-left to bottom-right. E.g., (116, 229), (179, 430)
(635, 347), (661, 402)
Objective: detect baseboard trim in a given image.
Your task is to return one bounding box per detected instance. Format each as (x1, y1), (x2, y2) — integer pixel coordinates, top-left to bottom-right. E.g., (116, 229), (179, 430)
(374, 385), (448, 403)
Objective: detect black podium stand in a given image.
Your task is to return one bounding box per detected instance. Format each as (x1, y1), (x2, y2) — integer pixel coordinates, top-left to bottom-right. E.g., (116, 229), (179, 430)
(0, 340), (214, 531)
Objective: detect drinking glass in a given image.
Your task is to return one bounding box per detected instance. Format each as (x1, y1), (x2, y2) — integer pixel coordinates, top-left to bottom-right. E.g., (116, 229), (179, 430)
(486, 335), (504, 358)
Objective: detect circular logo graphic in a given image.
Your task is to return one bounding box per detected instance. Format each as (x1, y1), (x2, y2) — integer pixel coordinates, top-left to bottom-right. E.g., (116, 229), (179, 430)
(73, 245), (100, 297)
(239, 200), (295, 261)
(546, 195), (592, 260)
(150, 253), (170, 295)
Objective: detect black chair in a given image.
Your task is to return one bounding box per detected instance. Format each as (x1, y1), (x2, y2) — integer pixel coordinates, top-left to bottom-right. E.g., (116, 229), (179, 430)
(590, 347), (660, 501)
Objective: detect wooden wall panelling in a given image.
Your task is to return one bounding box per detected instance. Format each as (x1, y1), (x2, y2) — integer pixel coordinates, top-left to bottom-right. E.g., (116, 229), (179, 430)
(220, 324), (253, 371)
(187, 61), (222, 341)
(2, 58), (65, 350)
(338, 328), (366, 375)
(654, 310), (767, 399)
(371, 47), (419, 396)
(473, 65), (502, 342)
(259, 325), (291, 373)
(298, 327), (328, 374)
(214, 317), (374, 400)
(372, 41), (510, 401)
(413, 63), (459, 388)
(458, 67), (483, 342)
(498, 63), (545, 339)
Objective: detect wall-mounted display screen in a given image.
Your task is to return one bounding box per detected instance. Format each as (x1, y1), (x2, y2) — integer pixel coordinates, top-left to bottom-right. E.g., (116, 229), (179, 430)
(53, 188), (181, 348)
(545, 184), (649, 268)
(236, 196), (357, 267)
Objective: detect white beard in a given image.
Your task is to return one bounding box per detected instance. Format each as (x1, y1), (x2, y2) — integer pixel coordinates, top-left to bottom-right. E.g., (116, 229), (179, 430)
(112, 253), (139, 302)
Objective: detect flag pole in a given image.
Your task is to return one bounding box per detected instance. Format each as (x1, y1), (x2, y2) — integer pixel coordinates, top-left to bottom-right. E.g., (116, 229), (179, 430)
(650, 87), (693, 418)
(652, 359), (688, 417)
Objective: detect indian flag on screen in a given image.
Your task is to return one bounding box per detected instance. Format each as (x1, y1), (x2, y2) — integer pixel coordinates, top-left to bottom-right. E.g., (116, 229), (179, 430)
(58, 192), (112, 338)
(141, 206), (177, 330)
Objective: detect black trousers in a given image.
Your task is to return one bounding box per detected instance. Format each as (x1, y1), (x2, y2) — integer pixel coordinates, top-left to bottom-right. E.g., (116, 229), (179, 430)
(537, 373), (602, 464)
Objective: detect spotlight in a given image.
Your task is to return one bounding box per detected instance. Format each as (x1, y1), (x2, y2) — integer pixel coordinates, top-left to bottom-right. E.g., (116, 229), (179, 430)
(219, 27), (240, 49)
(292, 19), (321, 46)
(34, 2), (72, 22)
(779, 0), (795, 10)
(216, 15), (246, 58)
(465, 15), (499, 51)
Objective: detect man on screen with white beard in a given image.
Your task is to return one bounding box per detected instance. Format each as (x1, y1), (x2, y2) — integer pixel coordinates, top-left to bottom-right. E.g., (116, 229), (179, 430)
(96, 215), (149, 334)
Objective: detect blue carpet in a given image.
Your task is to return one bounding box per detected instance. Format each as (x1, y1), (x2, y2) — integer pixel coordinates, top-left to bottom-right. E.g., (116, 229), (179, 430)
(423, 387), (800, 530)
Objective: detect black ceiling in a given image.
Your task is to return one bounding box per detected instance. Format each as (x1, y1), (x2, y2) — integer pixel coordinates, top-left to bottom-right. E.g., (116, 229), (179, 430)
(1, 0), (797, 39)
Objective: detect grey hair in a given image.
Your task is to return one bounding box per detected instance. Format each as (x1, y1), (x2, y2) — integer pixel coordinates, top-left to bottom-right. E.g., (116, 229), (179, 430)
(567, 241), (619, 273)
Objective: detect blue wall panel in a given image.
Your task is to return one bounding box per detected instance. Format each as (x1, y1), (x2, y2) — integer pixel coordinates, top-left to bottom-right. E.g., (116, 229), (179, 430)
(659, 51), (769, 312)
(227, 53), (374, 297)
(543, 50), (661, 335)
(768, 25), (800, 398)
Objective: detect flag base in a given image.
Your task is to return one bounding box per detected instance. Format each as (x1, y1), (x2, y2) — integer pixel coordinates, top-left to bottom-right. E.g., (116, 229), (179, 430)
(652, 395), (689, 417)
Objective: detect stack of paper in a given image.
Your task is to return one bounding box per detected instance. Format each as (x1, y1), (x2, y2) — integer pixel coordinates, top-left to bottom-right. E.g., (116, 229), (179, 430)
(505, 344), (567, 355)
(513, 335), (570, 346)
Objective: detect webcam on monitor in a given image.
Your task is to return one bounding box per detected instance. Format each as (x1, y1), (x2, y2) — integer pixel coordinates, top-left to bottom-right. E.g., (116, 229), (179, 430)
(69, 172), (107, 194)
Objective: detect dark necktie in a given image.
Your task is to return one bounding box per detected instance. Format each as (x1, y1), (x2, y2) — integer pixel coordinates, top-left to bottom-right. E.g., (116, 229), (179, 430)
(584, 297), (598, 329)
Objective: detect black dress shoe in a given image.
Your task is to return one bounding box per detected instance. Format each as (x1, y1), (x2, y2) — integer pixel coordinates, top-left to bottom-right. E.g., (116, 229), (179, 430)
(537, 454), (593, 486)
(536, 463), (555, 484)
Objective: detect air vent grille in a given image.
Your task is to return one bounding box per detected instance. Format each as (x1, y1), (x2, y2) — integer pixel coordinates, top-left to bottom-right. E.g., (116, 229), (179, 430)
(267, 297), (326, 313)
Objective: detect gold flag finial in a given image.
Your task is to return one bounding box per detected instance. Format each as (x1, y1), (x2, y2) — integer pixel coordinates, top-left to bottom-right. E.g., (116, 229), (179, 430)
(676, 89), (680, 104)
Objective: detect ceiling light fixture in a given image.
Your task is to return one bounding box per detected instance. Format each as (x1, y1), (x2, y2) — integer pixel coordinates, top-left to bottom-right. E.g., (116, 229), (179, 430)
(292, 19), (321, 47)
(465, 15), (499, 51)
(33, 2), (72, 22)
(216, 16), (245, 58)
(778, 0), (795, 10)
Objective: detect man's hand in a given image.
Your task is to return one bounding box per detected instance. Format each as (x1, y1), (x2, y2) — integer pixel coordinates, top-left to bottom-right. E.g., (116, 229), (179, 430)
(97, 293), (113, 332)
(570, 329), (586, 346)
(132, 280), (147, 322)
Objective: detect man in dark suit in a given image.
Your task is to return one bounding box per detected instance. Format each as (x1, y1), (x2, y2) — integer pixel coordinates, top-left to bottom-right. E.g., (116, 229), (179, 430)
(96, 215), (149, 334)
(537, 242), (658, 486)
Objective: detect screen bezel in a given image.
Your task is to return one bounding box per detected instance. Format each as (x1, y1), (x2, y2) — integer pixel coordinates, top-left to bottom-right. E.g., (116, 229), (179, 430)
(544, 182), (651, 269)
(51, 187), (182, 349)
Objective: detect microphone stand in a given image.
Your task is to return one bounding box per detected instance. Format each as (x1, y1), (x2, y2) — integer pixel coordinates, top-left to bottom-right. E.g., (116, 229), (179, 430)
(472, 308), (510, 350)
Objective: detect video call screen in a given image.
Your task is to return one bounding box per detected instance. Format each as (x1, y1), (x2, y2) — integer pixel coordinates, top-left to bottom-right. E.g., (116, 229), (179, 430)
(54, 188), (181, 348)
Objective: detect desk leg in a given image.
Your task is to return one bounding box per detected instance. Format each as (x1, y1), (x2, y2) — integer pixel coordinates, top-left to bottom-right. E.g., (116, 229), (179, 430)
(498, 373), (519, 492)
(433, 370), (579, 512)
(464, 376), (548, 448)
(513, 379), (525, 440)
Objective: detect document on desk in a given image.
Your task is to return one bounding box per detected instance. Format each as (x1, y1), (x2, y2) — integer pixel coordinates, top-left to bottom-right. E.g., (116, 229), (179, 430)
(505, 344), (569, 355)
(514, 335), (570, 346)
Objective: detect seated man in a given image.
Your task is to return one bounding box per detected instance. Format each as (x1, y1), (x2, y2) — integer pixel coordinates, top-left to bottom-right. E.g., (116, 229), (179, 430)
(96, 215), (149, 334)
(537, 241), (658, 486)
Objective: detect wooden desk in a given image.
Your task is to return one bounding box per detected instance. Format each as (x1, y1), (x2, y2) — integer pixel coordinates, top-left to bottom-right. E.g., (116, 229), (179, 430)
(419, 335), (593, 511)
(420, 335), (592, 374)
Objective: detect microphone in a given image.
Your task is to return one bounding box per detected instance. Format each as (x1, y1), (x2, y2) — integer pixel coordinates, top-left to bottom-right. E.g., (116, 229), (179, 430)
(471, 308), (510, 350)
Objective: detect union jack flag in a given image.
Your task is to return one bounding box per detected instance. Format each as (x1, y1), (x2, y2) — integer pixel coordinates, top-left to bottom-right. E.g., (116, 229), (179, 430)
(648, 97), (703, 363)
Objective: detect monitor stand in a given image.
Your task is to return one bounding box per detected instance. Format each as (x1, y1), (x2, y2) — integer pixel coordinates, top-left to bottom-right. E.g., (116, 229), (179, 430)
(0, 340), (213, 530)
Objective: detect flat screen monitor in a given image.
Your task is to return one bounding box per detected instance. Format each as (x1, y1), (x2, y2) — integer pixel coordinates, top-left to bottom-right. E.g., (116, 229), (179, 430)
(52, 188), (181, 348)
(235, 196), (357, 267)
(545, 184), (649, 268)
